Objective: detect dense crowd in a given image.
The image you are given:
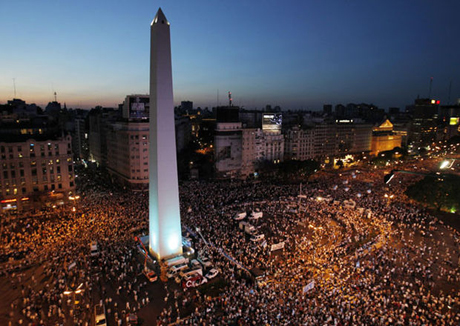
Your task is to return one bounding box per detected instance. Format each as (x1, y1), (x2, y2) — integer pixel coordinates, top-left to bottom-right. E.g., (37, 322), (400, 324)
(163, 161), (459, 325)
(0, 171), (154, 326)
(0, 158), (459, 325)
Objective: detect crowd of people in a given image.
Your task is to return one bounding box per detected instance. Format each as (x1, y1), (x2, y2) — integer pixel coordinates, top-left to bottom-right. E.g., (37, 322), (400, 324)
(0, 170), (154, 326)
(0, 158), (459, 325)
(160, 160), (460, 325)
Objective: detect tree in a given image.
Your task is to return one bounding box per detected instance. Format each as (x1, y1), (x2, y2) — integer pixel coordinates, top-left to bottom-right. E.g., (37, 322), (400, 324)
(405, 174), (460, 212)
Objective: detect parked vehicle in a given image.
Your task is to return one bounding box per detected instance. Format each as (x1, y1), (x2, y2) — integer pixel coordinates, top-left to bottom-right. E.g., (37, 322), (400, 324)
(239, 221), (256, 235)
(197, 256), (212, 268)
(94, 303), (107, 326)
(127, 313), (138, 325)
(180, 266), (203, 279)
(90, 241), (99, 257)
(248, 211), (263, 220)
(190, 259), (201, 268)
(166, 263), (188, 278)
(182, 274), (208, 289)
(205, 268), (219, 280)
(250, 233), (265, 242)
(233, 212), (247, 220)
(143, 269), (157, 282)
(164, 256), (189, 268)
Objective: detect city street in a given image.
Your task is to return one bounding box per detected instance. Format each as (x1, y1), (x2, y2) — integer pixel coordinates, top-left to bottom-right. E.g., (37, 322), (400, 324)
(1, 158), (459, 325)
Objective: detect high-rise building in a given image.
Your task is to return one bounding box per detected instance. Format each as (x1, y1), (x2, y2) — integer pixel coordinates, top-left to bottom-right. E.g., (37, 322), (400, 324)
(180, 101), (193, 112)
(122, 95), (150, 121)
(406, 98), (439, 146)
(0, 99), (75, 212)
(106, 122), (150, 189)
(284, 121), (372, 161)
(215, 106), (242, 177)
(0, 136), (75, 212)
(88, 107), (119, 165)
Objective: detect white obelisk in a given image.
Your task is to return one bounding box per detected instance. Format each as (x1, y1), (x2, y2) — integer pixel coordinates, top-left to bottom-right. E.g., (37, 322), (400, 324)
(149, 8), (182, 260)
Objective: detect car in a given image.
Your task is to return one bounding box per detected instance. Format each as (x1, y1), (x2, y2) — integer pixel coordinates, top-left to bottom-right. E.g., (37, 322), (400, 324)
(127, 313), (138, 325)
(182, 274), (207, 289)
(194, 276), (208, 286)
(166, 263), (189, 278)
(164, 256), (189, 268)
(197, 256), (212, 268)
(90, 241), (99, 257)
(250, 234), (265, 242)
(233, 212), (247, 220)
(94, 303), (107, 326)
(143, 269), (157, 282)
(180, 266), (203, 279)
(248, 211), (263, 220)
(190, 259), (201, 268)
(183, 271), (202, 282)
(205, 268), (219, 280)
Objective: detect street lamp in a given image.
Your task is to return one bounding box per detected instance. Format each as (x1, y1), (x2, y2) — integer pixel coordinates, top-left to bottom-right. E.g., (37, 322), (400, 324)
(64, 283), (84, 312)
(384, 193), (394, 206)
(384, 170), (440, 184)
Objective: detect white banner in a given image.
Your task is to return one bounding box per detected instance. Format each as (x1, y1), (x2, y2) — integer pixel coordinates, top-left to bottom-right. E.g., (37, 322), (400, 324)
(270, 242), (285, 252)
(303, 280), (315, 293)
(68, 262), (76, 270)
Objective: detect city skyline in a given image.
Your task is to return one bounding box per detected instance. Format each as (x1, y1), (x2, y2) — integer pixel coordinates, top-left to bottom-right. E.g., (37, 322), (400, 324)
(1, 0), (460, 110)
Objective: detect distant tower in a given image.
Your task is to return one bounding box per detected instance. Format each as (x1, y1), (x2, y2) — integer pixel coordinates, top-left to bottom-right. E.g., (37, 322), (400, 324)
(149, 8), (183, 260)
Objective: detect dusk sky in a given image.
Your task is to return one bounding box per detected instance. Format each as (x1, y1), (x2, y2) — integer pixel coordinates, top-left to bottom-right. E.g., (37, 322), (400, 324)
(1, 0), (459, 111)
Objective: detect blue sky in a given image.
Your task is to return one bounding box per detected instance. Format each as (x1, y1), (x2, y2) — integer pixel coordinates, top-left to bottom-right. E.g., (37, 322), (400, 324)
(1, 0), (459, 110)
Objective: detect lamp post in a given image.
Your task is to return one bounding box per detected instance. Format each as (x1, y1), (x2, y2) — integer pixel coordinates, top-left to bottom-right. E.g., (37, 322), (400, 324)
(68, 195), (81, 214)
(384, 193), (394, 206)
(384, 170), (441, 184)
(64, 283), (84, 316)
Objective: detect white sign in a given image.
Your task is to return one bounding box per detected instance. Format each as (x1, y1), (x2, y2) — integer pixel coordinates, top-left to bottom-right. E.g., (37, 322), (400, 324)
(270, 242), (285, 252)
(303, 280), (315, 293)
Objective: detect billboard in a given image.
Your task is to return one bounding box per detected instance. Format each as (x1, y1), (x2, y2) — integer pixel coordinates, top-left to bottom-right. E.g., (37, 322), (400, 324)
(128, 96), (149, 120)
(262, 113), (282, 132)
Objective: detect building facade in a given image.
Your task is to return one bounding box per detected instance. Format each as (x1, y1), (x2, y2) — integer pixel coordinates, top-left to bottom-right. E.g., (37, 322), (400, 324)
(215, 122), (243, 177)
(284, 122), (373, 161)
(105, 122), (150, 189)
(0, 135), (75, 212)
(371, 120), (402, 155)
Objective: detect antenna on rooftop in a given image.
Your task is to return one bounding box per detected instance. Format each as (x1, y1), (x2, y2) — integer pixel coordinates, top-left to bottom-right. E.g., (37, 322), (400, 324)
(429, 77), (433, 99)
(54, 92), (57, 102)
(228, 91), (232, 107)
(13, 78), (16, 98)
